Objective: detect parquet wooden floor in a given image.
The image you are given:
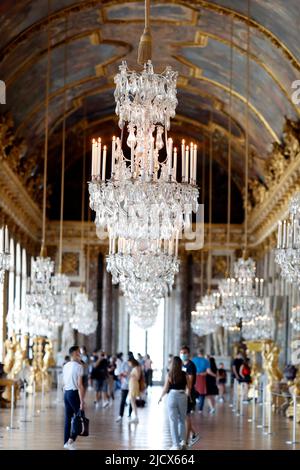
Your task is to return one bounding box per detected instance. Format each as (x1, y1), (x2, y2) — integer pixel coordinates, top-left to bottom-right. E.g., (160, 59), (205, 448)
(0, 386), (298, 450)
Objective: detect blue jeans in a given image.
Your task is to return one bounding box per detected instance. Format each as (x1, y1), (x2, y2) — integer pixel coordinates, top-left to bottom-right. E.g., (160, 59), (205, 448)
(198, 394), (205, 411)
(167, 390), (187, 447)
(64, 390), (80, 444)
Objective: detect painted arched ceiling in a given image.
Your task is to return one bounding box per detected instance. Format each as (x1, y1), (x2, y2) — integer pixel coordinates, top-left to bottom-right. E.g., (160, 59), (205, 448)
(0, 0), (299, 220)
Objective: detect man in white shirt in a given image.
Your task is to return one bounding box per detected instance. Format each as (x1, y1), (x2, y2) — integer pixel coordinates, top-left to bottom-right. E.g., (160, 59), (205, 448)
(63, 346), (85, 450)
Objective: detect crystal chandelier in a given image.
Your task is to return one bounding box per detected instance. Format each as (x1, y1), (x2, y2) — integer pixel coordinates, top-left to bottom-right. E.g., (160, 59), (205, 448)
(0, 225), (10, 283)
(216, 257), (265, 326)
(25, 257), (55, 316)
(191, 293), (220, 336)
(89, 61), (199, 245)
(71, 293), (97, 335)
(275, 192), (300, 283)
(242, 313), (274, 341)
(107, 237), (179, 299)
(126, 297), (159, 330)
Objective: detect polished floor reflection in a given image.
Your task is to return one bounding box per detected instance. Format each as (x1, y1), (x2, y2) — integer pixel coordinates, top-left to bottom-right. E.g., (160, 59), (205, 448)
(0, 386), (298, 450)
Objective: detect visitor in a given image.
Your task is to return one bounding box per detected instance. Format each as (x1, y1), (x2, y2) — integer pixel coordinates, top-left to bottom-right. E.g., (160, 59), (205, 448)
(62, 346), (85, 450)
(137, 353), (145, 369)
(107, 355), (117, 400)
(192, 349), (209, 413)
(80, 346), (89, 397)
(63, 355), (70, 366)
(89, 350), (98, 389)
(115, 352), (124, 390)
(158, 356), (187, 450)
(232, 351), (244, 382)
(180, 345), (200, 447)
(217, 362), (227, 402)
(128, 357), (142, 424)
(206, 356), (219, 413)
(239, 358), (251, 401)
(92, 350), (109, 408)
(116, 354), (133, 422)
(144, 354), (153, 387)
(167, 354), (173, 373)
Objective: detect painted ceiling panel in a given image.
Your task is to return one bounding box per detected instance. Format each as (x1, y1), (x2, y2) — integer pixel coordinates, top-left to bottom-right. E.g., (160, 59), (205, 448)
(0, 0), (299, 220)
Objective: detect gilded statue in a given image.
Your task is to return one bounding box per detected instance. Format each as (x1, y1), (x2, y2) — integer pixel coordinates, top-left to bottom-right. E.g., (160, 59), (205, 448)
(42, 341), (56, 391)
(3, 336), (17, 374)
(1, 335), (24, 403)
(284, 365), (300, 422)
(262, 341), (283, 389)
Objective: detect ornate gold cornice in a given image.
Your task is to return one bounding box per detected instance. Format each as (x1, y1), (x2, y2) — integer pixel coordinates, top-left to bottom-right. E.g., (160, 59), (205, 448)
(248, 119), (300, 247)
(0, 159), (42, 244)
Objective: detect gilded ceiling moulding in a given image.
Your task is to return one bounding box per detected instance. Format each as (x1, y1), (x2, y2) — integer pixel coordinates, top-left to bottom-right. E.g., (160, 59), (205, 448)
(247, 118), (300, 247)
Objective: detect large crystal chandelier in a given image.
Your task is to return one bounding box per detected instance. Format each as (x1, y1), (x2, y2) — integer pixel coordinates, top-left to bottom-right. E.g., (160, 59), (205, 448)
(191, 293), (220, 336)
(107, 238), (179, 299)
(26, 257), (55, 315)
(126, 296), (159, 330)
(275, 192), (300, 283)
(216, 257), (265, 327)
(70, 292), (97, 335)
(89, 61), (199, 244)
(0, 225), (10, 283)
(242, 313), (274, 341)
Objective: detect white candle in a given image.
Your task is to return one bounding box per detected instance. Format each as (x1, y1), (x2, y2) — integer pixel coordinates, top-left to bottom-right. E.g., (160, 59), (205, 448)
(91, 139), (96, 177)
(255, 278), (259, 296)
(130, 142), (134, 176)
(5, 226), (9, 252)
(0, 227), (4, 252)
(175, 231), (179, 257)
(97, 138), (101, 178)
(181, 140), (185, 182)
(168, 238), (174, 256)
(193, 145), (197, 184)
(190, 143), (194, 184)
(112, 136), (116, 175)
(173, 148), (177, 181)
(185, 146), (189, 183)
(277, 221), (282, 248)
(260, 279), (264, 297)
(102, 145), (107, 181)
(149, 137), (154, 176)
(282, 220), (287, 248)
(168, 138), (173, 176)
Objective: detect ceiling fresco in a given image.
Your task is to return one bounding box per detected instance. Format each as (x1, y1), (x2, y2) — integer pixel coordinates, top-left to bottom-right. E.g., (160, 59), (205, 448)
(0, 0), (299, 221)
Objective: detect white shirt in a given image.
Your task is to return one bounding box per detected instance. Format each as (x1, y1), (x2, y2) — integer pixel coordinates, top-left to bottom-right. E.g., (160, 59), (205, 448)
(63, 361), (83, 391)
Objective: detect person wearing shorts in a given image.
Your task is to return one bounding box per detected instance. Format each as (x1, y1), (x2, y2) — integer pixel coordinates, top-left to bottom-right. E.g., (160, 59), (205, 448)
(92, 351), (109, 408)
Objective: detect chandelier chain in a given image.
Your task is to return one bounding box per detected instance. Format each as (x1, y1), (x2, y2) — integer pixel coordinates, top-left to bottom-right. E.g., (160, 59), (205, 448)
(58, 14), (68, 272)
(41, 0), (51, 255)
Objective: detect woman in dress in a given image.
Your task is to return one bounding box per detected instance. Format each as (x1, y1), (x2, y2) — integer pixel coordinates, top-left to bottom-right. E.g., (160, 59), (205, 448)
(128, 358), (142, 423)
(206, 356), (219, 414)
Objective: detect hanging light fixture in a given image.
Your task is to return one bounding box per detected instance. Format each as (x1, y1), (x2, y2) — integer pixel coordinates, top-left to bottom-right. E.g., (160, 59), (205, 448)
(0, 225), (10, 283)
(51, 15), (72, 327)
(25, 5), (55, 332)
(191, 119), (219, 336)
(275, 192), (300, 284)
(215, 1), (265, 328)
(88, 61), (198, 245)
(70, 109), (97, 337)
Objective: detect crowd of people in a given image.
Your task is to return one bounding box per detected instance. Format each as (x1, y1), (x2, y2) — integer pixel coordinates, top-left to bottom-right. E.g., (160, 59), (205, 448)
(62, 345), (252, 450)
